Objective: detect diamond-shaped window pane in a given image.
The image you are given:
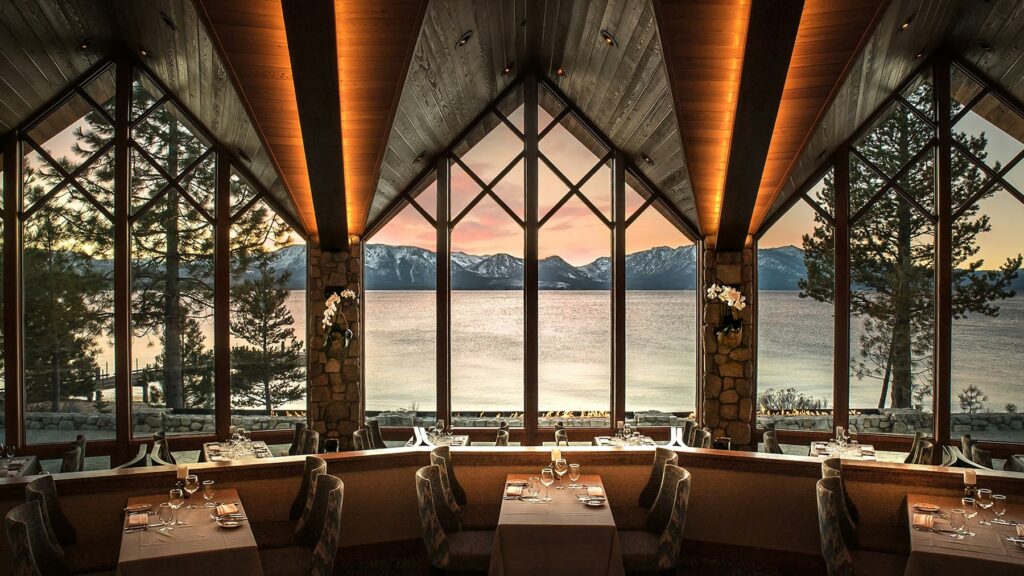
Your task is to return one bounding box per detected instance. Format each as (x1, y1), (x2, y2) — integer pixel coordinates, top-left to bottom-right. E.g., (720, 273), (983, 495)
(182, 155), (215, 216)
(580, 161), (610, 219)
(853, 102), (932, 179)
(79, 149), (115, 212)
(450, 163), (481, 220)
(230, 199), (299, 265)
(954, 187), (1024, 278)
(230, 172), (259, 216)
(896, 147), (935, 214)
(901, 70), (934, 120)
(27, 93), (112, 174)
(132, 102), (210, 177)
(25, 185), (113, 255)
(952, 148), (993, 211)
(538, 161), (570, 221)
(953, 94), (1024, 172)
(1006, 158), (1024, 196)
(850, 153), (886, 215)
(625, 182), (647, 221)
(495, 84), (525, 134)
(130, 148), (167, 214)
(22, 149), (64, 204)
(540, 114), (607, 185)
(492, 159), (524, 220)
(412, 180), (437, 220)
(132, 70), (164, 121)
(539, 84), (565, 133)
(83, 66), (117, 119)
(807, 169), (835, 217)
(950, 65), (983, 119)
(457, 114), (522, 186)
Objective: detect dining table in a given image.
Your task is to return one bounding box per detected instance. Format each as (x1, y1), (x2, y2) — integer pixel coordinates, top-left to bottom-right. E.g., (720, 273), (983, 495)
(808, 441), (876, 461)
(117, 488), (262, 576)
(0, 455), (41, 478)
(592, 435), (657, 447)
(489, 473), (625, 576)
(904, 493), (1024, 576)
(202, 441), (274, 463)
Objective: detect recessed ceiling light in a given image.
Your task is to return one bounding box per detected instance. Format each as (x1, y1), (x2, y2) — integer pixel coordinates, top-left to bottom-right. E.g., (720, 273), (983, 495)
(78, 38), (92, 51)
(456, 30), (473, 48)
(898, 15), (914, 32)
(914, 49), (925, 60)
(236, 148), (252, 163)
(138, 46), (149, 58)
(979, 40), (994, 52)
(502, 63), (514, 76)
(556, 67), (566, 77)
(641, 153), (654, 166)
(415, 151), (426, 163)
(600, 29), (618, 47)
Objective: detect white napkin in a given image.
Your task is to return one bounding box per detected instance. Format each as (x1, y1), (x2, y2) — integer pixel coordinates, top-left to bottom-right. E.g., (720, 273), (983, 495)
(506, 485), (523, 497)
(587, 486), (605, 498)
(912, 513), (934, 530)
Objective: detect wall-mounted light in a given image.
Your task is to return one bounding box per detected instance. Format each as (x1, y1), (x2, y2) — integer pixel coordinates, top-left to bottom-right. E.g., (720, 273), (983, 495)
(600, 29), (618, 47)
(641, 153), (654, 166)
(502, 63), (514, 76)
(456, 30), (473, 48)
(348, 234), (361, 246)
(898, 14), (914, 32)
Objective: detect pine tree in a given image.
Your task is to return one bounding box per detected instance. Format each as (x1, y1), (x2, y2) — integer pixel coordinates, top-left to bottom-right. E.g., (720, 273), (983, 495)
(800, 78), (1021, 409)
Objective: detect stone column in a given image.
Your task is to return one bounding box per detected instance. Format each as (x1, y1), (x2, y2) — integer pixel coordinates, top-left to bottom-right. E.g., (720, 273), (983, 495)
(701, 239), (755, 450)
(307, 240), (362, 450)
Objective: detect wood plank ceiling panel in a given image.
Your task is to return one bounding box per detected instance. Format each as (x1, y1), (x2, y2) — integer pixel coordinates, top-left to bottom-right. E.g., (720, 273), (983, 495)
(763, 0), (957, 227)
(655, 0), (750, 238)
(948, 0), (1024, 122)
(749, 0), (885, 235)
(197, 0), (315, 235)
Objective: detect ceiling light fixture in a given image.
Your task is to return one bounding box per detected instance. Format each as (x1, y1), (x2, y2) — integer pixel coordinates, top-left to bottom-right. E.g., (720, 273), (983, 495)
(138, 46), (149, 58)
(502, 63), (514, 76)
(456, 30), (473, 48)
(556, 67), (566, 77)
(914, 49), (925, 60)
(78, 38), (92, 51)
(236, 148), (252, 163)
(415, 151), (426, 163)
(979, 40), (994, 52)
(600, 29), (618, 47)
(898, 15), (914, 32)
(641, 153), (654, 166)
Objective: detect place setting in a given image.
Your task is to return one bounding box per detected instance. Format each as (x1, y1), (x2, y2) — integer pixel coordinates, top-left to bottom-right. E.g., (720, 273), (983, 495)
(810, 426), (875, 461)
(204, 427), (273, 462)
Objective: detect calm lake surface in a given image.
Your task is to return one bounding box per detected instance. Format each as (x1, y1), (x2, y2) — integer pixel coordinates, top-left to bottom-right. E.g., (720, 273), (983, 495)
(366, 290), (1023, 414)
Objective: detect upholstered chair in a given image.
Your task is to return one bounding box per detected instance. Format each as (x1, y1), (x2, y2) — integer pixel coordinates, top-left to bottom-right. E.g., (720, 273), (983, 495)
(415, 465), (493, 575)
(691, 428), (712, 449)
(554, 429), (569, 446)
(971, 445), (993, 469)
(353, 429), (369, 451)
(367, 419), (387, 449)
(291, 456), (328, 522)
(294, 473), (340, 546)
(815, 477), (905, 576)
(287, 422), (307, 456)
(821, 457), (860, 526)
(903, 431), (925, 464)
(73, 435), (87, 472)
(153, 431), (177, 464)
(59, 446), (82, 474)
(258, 475), (345, 576)
(763, 430), (783, 454)
(149, 441), (174, 467)
(5, 501), (73, 576)
(499, 420), (510, 431)
(680, 419), (696, 447)
(619, 464), (691, 574)
(429, 452), (464, 531)
(961, 434), (977, 459)
(430, 446), (468, 506)
(495, 429), (509, 446)
(1007, 454), (1024, 473)
(638, 448), (679, 509)
(113, 444), (149, 469)
(913, 440), (934, 465)
(26, 474), (76, 547)
(300, 429), (321, 455)
(253, 456), (328, 551)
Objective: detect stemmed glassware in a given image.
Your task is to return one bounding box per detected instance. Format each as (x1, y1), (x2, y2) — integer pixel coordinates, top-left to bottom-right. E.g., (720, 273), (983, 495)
(567, 463), (582, 489)
(202, 480), (216, 508)
(158, 503), (175, 534)
(948, 508), (967, 540)
(960, 496), (977, 536)
(992, 494), (1007, 522)
(540, 468), (555, 502)
(183, 475), (200, 508)
(553, 459), (569, 490)
(169, 489), (185, 525)
(976, 489), (994, 525)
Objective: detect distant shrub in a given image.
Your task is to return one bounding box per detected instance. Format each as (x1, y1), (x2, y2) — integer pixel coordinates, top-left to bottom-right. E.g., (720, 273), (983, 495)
(1006, 403), (1018, 414)
(758, 387), (830, 412)
(958, 385), (988, 414)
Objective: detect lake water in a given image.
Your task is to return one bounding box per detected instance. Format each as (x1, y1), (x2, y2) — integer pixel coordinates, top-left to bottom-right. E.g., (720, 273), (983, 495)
(366, 290), (1024, 414)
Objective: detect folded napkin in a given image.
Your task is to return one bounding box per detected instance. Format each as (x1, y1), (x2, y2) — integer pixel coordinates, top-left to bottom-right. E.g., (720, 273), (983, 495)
(506, 485), (523, 497)
(912, 513), (934, 530)
(215, 503), (238, 516)
(127, 513), (148, 528)
(1017, 524), (1024, 537)
(587, 486), (605, 498)
(211, 455), (227, 462)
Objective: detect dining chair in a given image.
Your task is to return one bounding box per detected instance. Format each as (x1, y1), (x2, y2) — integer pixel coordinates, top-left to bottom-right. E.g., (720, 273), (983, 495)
(300, 429), (321, 455)
(258, 474), (345, 576)
(619, 464), (691, 574)
(252, 457), (325, 551)
(762, 430), (783, 454)
(554, 428), (569, 446)
(353, 428), (369, 451)
(414, 426), (436, 447)
(971, 445), (993, 469)
(289, 456), (328, 523)
(691, 428), (712, 449)
(414, 465), (493, 575)
(821, 457), (860, 526)
(367, 419), (387, 449)
(815, 477), (905, 576)
(499, 420), (510, 431)
(494, 429), (509, 446)
(1007, 454), (1024, 473)
(113, 444), (149, 469)
(26, 474), (77, 548)
(912, 440), (934, 465)
(149, 441), (174, 467)
(73, 435), (87, 472)
(680, 419), (696, 447)
(961, 433), (977, 459)
(430, 446), (468, 506)
(294, 472), (342, 546)
(5, 501), (75, 576)
(153, 431), (177, 464)
(287, 422), (307, 456)
(59, 445), (82, 474)
(903, 431), (926, 464)
(428, 452), (464, 531)
(638, 447), (679, 509)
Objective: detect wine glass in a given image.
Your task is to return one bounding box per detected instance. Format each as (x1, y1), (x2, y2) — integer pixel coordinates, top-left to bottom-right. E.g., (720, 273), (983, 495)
(568, 463), (581, 489)
(169, 489), (185, 525)
(976, 489), (993, 525)
(183, 475), (200, 508)
(948, 508), (967, 540)
(960, 497), (977, 536)
(526, 477), (541, 503)
(230, 426), (240, 445)
(540, 468), (555, 502)
(6, 443), (16, 459)
(158, 503), (175, 534)
(202, 480), (216, 508)
(992, 494), (1007, 522)
(554, 459), (569, 490)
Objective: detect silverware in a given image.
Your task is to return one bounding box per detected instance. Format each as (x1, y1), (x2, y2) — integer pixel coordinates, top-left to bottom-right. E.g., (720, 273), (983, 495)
(1005, 536), (1024, 543)
(992, 518), (1020, 526)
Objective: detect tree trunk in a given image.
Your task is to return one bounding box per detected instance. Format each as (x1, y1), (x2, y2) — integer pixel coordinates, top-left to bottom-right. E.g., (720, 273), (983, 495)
(163, 118), (184, 410)
(890, 190), (914, 409)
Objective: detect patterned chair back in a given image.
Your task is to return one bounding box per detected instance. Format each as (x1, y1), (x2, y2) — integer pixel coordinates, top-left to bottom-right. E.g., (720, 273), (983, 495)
(1008, 454), (1024, 473)
(5, 501), (69, 576)
(903, 431), (926, 464)
(296, 472), (340, 546)
(150, 440), (175, 467)
(367, 419), (386, 449)
(815, 477), (855, 576)
(680, 419), (696, 447)
(691, 428), (712, 449)
(961, 433), (976, 457)
(290, 456), (328, 522)
(763, 430), (783, 454)
(428, 452), (464, 532)
(25, 474), (77, 548)
(821, 457), (859, 542)
(288, 422), (307, 456)
(154, 431), (177, 464)
(499, 420), (510, 431)
(430, 446), (468, 506)
(301, 429), (321, 455)
(310, 475), (345, 576)
(415, 465), (452, 570)
(495, 429), (510, 446)
(554, 429), (569, 446)
(914, 440), (935, 465)
(73, 436), (86, 472)
(353, 429), (369, 451)
(59, 446), (81, 475)
(114, 444), (150, 469)
(971, 445), (992, 469)
(643, 464), (691, 571)
(638, 448), (679, 509)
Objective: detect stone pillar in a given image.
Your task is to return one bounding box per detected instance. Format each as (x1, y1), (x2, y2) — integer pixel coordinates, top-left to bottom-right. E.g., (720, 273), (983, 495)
(307, 240), (362, 450)
(702, 239), (755, 450)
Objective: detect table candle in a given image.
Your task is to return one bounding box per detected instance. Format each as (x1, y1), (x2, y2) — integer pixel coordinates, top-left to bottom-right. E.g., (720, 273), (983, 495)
(616, 421), (624, 430)
(963, 469), (976, 486)
(551, 448), (561, 462)
(177, 464), (189, 480)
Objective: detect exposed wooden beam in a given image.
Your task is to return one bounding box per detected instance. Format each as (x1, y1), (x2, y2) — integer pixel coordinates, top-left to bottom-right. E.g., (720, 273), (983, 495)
(282, 0), (347, 250)
(716, 0), (804, 251)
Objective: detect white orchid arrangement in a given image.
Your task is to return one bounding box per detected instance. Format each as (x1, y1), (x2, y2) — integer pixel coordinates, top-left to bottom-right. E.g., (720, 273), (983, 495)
(706, 283), (747, 311)
(322, 289), (358, 349)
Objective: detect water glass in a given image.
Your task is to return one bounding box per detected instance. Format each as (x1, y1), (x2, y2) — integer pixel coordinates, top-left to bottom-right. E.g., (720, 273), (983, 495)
(976, 489), (993, 525)
(158, 503), (175, 534)
(202, 480), (216, 507)
(568, 463), (582, 488)
(960, 497), (977, 536)
(992, 494), (1007, 520)
(540, 468), (555, 502)
(526, 477), (541, 503)
(948, 509), (967, 540)
(169, 489), (185, 525)
(554, 459), (569, 489)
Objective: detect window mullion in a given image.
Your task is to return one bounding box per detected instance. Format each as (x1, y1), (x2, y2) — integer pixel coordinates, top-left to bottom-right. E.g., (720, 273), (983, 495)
(524, 74), (540, 445)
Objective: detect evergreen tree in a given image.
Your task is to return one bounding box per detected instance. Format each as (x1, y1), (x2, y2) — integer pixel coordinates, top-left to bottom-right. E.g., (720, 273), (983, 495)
(800, 79), (1021, 409)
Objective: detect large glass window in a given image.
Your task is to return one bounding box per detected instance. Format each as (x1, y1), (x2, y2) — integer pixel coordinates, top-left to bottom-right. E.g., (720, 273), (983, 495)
(365, 182), (437, 427)
(757, 174), (835, 424)
(229, 173), (307, 432)
(22, 67), (116, 444)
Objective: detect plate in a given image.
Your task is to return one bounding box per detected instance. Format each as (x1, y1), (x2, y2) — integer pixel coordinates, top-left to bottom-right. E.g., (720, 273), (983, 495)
(913, 503), (940, 513)
(585, 500), (605, 508)
(216, 519), (246, 529)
